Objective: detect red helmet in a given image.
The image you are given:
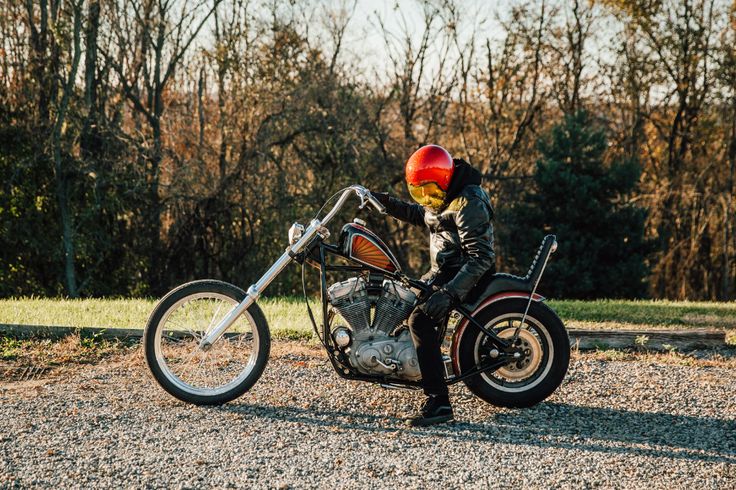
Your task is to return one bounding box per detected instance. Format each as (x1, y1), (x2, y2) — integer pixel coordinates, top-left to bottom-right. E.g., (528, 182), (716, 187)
(405, 145), (454, 209)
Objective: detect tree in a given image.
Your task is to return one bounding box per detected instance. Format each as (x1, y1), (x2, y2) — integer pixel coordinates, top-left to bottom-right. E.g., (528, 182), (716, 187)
(50, 0), (84, 297)
(503, 111), (649, 299)
(103, 0), (222, 294)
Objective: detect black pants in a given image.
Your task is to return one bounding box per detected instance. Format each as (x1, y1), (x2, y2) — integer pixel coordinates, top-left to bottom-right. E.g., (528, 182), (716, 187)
(408, 307), (448, 397)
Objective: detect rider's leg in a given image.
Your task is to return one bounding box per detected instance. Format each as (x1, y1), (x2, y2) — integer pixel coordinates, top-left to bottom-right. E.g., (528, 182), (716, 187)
(407, 307), (448, 397)
(406, 308), (453, 426)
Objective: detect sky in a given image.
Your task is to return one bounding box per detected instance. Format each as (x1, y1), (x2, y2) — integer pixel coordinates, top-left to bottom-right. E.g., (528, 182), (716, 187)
(319, 0), (507, 82)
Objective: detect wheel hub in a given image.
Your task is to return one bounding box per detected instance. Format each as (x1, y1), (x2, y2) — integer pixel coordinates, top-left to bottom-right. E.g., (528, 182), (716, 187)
(496, 328), (542, 381)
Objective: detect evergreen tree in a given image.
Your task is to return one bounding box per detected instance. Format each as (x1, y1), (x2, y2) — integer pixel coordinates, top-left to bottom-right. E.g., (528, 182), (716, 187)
(501, 111), (649, 299)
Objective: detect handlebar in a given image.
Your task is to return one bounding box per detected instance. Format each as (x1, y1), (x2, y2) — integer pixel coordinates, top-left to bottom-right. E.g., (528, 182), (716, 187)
(365, 191), (387, 215)
(320, 185), (385, 226)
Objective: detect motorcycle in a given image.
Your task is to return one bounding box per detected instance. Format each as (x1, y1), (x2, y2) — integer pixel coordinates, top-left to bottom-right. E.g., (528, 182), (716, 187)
(144, 185), (570, 408)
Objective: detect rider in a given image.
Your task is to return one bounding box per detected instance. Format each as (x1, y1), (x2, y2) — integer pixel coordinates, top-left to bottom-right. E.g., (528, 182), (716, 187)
(373, 145), (496, 426)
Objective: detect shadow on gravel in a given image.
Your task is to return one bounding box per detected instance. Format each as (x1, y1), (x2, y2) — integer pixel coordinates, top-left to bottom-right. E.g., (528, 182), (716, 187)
(218, 402), (735, 464)
(490, 402), (736, 464)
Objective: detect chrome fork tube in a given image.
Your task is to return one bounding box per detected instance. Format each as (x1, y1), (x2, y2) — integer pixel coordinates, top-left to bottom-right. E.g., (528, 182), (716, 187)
(199, 219), (323, 349)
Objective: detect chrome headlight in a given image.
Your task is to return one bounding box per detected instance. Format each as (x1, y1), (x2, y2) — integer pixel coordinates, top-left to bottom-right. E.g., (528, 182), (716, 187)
(288, 222), (305, 245)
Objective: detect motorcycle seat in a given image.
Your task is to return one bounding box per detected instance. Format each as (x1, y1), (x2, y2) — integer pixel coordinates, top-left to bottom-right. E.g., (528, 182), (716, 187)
(485, 273), (532, 294)
(461, 273), (531, 310)
(461, 235), (557, 311)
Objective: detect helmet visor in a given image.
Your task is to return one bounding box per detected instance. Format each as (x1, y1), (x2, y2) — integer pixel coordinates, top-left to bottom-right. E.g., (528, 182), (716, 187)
(408, 182), (447, 210)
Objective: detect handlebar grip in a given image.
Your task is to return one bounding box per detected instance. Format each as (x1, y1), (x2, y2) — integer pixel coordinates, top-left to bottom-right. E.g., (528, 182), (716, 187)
(366, 192), (386, 214)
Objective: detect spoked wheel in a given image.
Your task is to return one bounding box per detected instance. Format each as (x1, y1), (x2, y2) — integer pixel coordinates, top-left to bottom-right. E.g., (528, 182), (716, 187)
(143, 280), (270, 405)
(457, 298), (569, 408)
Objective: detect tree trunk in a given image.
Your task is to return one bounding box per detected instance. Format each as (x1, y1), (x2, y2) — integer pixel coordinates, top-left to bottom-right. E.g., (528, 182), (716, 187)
(51, 0), (83, 297)
(54, 147), (78, 297)
(147, 117), (163, 293)
(725, 95), (736, 300)
(81, 0), (101, 158)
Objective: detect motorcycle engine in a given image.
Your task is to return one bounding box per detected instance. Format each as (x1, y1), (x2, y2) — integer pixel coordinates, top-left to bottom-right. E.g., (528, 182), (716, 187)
(327, 276), (420, 380)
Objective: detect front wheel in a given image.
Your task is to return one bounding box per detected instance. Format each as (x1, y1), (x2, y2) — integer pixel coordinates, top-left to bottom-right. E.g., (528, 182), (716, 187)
(457, 298), (569, 408)
(144, 280), (270, 405)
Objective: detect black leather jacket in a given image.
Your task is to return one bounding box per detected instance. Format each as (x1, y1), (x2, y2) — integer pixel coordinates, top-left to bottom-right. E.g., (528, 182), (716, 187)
(375, 161), (496, 302)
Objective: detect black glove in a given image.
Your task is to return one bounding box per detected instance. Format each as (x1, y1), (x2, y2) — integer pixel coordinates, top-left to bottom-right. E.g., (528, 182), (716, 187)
(420, 289), (454, 321)
(371, 192), (391, 206)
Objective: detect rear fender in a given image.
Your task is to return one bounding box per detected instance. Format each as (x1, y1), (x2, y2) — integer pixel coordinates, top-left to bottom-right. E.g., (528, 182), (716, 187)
(450, 292), (545, 376)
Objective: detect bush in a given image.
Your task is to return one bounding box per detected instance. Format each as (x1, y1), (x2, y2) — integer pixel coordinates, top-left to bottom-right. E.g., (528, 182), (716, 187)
(502, 111), (650, 299)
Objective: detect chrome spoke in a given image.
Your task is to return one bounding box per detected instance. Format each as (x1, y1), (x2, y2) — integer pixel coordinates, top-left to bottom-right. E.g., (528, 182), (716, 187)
(178, 349), (203, 381)
(205, 303), (224, 334)
(167, 318), (202, 341)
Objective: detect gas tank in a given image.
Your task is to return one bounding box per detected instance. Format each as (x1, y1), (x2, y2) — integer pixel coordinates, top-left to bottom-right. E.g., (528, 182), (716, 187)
(339, 222), (401, 273)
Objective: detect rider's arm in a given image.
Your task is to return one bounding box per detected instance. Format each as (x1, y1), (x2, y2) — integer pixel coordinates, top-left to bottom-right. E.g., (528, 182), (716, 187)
(444, 196), (496, 302)
(372, 192), (425, 227)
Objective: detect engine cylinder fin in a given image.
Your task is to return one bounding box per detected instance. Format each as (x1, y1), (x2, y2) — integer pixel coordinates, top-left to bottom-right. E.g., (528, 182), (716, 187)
(328, 277), (371, 331)
(372, 279), (417, 333)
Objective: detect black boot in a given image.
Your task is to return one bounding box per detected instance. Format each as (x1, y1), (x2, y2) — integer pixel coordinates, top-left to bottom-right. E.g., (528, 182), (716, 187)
(408, 394), (454, 427)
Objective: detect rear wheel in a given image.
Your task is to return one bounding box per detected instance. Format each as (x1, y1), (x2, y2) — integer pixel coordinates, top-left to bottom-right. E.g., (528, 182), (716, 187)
(143, 280), (270, 405)
(457, 298), (569, 408)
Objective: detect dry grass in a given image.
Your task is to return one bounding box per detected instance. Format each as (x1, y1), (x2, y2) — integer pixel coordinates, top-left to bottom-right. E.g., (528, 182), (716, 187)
(2, 333), (733, 380)
(0, 336), (324, 373)
(571, 345), (736, 368)
(0, 335), (134, 368)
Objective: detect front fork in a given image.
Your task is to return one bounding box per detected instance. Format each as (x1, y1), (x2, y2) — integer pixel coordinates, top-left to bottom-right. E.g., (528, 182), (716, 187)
(198, 218), (324, 350)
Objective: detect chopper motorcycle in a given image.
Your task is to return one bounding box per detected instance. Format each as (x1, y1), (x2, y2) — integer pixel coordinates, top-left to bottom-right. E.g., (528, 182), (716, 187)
(144, 185), (570, 408)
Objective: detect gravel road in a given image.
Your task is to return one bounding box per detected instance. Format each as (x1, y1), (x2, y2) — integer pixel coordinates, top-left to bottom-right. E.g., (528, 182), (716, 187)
(1, 342), (735, 489)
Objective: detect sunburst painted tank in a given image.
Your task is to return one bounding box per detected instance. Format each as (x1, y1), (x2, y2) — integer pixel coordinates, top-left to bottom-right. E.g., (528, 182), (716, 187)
(338, 223), (401, 273)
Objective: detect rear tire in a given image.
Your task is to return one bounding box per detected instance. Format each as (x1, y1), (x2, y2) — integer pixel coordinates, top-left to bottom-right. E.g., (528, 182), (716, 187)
(457, 298), (569, 408)
(144, 280), (270, 405)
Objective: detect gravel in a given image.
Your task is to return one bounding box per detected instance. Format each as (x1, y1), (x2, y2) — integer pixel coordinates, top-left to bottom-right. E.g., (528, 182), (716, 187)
(1, 342), (735, 489)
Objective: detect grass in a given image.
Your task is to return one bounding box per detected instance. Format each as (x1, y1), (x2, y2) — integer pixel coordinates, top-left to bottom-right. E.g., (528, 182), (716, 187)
(0, 297), (734, 343)
(548, 299), (736, 328)
(0, 296), (318, 341)
(548, 299), (736, 344)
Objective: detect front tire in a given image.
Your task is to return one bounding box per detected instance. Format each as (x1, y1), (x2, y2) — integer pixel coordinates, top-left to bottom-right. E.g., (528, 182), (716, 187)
(457, 298), (569, 408)
(144, 280), (270, 405)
